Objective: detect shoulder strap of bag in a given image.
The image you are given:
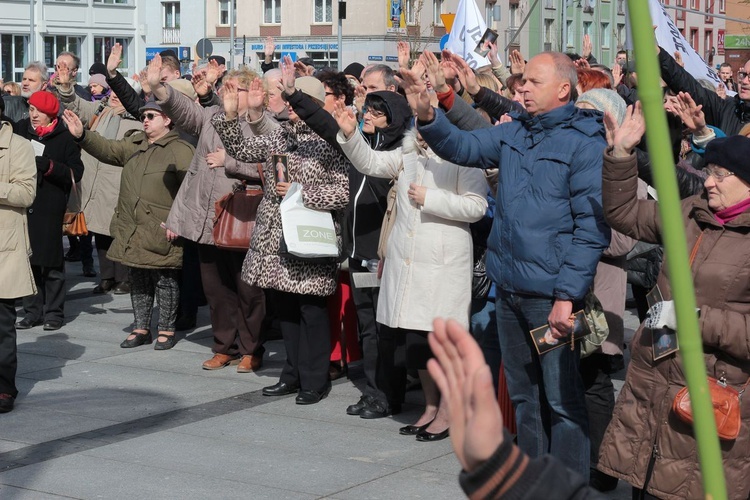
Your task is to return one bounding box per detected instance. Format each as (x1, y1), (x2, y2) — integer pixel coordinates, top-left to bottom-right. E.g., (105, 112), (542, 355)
(689, 231), (704, 266)
(69, 168), (82, 211)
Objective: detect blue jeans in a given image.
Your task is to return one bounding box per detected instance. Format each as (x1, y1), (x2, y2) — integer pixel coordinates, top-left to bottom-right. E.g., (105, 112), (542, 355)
(496, 291), (590, 479)
(470, 297), (501, 392)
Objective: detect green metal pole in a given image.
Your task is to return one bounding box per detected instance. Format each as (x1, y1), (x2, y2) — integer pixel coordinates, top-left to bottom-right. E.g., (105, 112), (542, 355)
(626, 1), (727, 499)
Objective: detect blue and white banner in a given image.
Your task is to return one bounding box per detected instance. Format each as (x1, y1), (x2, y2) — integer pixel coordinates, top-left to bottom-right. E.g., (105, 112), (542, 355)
(445, 0), (490, 69)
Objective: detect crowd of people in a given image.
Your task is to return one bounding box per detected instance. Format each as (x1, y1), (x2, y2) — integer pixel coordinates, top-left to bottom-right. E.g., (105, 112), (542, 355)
(1, 32), (749, 499)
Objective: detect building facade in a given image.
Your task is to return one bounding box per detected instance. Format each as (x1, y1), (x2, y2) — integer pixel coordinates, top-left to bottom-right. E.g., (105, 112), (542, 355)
(723, 0), (750, 73)
(0, 0), (143, 83)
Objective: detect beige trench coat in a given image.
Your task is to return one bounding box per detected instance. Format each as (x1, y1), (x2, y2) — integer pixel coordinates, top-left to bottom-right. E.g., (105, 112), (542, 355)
(0, 121), (37, 299)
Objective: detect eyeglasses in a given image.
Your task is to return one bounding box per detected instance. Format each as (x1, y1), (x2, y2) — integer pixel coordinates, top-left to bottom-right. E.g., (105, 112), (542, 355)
(738, 71), (749, 82)
(140, 112), (161, 122)
(363, 107), (386, 119)
(325, 92), (335, 96)
(703, 166), (735, 181)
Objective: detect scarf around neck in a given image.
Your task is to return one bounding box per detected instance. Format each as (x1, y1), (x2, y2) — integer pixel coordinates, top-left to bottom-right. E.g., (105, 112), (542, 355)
(35, 118), (58, 138)
(713, 197), (750, 225)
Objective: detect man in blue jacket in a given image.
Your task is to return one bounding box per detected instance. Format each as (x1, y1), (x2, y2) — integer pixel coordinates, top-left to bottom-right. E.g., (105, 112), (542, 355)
(404, 51), (610, 480)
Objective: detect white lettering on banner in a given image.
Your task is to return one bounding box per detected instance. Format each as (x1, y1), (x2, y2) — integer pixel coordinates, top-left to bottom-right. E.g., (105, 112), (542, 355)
(445, 0), (491, 69)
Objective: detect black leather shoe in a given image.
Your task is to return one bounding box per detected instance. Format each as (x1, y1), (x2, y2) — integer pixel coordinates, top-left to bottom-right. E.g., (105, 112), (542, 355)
(82, 265), (97, 278)
(43, 320), (63, 331)
(415, 428), (450, 442)
(346, 395), (372, 416)
(120, 331), (152, 348)
(0, 394), (15, 413)
(153, 333), (177, 350)
(112, 282), (131, 295)
(359, 399), (392, 419)
(16, 318), (42, 330)
(399, 419), (434, 436)
(262, 381), (299, 397)
(175, 313), (196, 331)
(93, 279), (115, 295)
(295, 387), (330, 405)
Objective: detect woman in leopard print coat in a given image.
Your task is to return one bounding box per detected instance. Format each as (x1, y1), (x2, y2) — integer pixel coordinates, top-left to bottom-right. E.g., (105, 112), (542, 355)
(212, 76), (349, 404)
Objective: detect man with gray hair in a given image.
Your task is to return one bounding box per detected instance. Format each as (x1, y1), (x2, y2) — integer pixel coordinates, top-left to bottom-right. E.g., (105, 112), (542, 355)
(54, 51), (91, 100)
(404, 51), (610, 481)
(1, 62), (48, 122)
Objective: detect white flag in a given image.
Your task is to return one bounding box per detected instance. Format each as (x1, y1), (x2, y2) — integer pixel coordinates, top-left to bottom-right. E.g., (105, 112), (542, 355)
(445, 0), (491, 69)
(626, 0), (725, 91)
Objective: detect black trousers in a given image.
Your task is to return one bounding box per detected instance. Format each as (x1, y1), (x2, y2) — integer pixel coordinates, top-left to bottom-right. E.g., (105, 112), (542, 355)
(277, 291), (331, 393)
(375, 324), (408, 409)
(0, 299), (18, 397)
(198, 244), (265, 356)
(348, 259), (386, 403)
(580, 353), (623, 468)
(96, 234), (128, 283)
(178, 240), (205, 317)
(23, 264), (65, 323)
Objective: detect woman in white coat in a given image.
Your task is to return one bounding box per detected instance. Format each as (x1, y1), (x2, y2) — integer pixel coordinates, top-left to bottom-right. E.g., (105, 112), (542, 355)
(333, 99), (488, 441)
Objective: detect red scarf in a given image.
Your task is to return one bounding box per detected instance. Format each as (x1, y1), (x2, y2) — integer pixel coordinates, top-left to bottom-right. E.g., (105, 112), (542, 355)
(713, 197), (750, 225)
(35, 118), (57, 138)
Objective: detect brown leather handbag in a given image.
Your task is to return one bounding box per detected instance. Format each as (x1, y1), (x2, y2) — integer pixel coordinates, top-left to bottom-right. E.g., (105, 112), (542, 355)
(62, 170), (88, 236)
(672, 376), (748, 440)
(212, 166), (264, 251)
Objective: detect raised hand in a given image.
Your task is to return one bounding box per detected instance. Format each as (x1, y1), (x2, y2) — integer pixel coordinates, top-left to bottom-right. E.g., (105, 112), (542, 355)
(139, 68), (151, 96)
(397, 40), (411, 70)
(675, 91), (707, 134)
(220, 80), (240, 120)
(62, 109), (84, 138)
(247, 78), (266, 111)
(146, 54), (163, 91)
(191, 69), (210, 97)
(54, 60), (74, 91)
(205, 59), (224, 86)
(264, 36), (276, 60)
(574, 58), (590, 70)
(452, 55), (481, 96)
(396, 60), (432, 121)
(612, 62), (623, 87)
(604, 101), (645, 158)
(280, 55), (297, 96)
(420, 50), (448, 93)
(426, 318), (504, 473)
(353, 84), (366, 114)
(333, 100), (358, 139)
(487, 39), (501, 66)
(582, 34), (593, 60)
(107, 43), (123, 77)
(509, 49), (525, 75)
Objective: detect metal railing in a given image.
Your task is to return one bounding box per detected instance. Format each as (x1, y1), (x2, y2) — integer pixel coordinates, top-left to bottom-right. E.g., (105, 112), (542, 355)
(163, 28), (180, 44)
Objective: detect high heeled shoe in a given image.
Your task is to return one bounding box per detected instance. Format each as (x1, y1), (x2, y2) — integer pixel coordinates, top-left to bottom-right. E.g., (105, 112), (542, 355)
(120, 331), (152, 348)
(399, 418), (435, 436)
(415, 427), (450, 442)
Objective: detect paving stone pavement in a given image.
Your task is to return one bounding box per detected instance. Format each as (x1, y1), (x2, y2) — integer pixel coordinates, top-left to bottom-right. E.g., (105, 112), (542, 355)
(0, 257), (637, 499)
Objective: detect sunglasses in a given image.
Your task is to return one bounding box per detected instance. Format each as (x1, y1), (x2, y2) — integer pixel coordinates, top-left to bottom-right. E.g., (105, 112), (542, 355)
(140, 112), (161, 122)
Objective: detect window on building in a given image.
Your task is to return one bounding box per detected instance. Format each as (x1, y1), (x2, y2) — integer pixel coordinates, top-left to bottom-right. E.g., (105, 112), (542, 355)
(220, 0), (237, 25)
(689, 0), (698, 9)
(566, 20), (573, 48)
(617, 0), (625, 14)
(583, 21), (592, 38)
(690, 28), (699, 51)
(433, 0), (444, 25)
(509, 4), (518, 28)
(545, 0), (555, 9)
(1, 34), (29, 83)
(43, 35), (82, 78)
(314, 0), (332, 23)
(705, 29), (713, 56)
(94, 0), (129, 4)
(94, 37), (129, 69)
(705, 0), (713, 23)
(544, 19), (554, 51)
(676, 0), (685, 19)
(405, 0), (417, 25)
(616, 23), (625, 49)
(485, 2), (496, 25)
(601, 22), (610, 48)
(264, 0), (281, 24)
(163, 2), (180, 28)
(719, 0), (725, 13)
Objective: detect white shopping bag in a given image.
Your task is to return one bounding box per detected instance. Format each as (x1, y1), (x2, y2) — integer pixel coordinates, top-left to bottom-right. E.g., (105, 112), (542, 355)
(279, 182), (339, 259)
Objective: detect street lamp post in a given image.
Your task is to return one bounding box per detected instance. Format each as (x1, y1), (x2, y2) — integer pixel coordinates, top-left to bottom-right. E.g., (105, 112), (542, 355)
(29, 0), (35, 63)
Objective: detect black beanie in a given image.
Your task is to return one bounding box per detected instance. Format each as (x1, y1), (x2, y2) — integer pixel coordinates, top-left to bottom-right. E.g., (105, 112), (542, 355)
(343, 62), (365, 79)
(89, 62), (108, 76)
(705, 135), (750, 185)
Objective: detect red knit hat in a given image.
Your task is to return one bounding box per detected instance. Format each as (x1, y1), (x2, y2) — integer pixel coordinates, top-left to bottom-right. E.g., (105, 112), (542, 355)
(28, 91), (60, 117)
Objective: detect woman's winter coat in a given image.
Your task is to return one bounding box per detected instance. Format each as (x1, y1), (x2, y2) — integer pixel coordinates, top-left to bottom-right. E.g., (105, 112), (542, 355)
(598, 149), (750, 500)
(338, 128), (487, 331)
(162, 85), (262, 244)
(212, 112), (349, 297)
(13, 117), (84, 267)
(77, 128), (193, 269)
(55, 86), (142, 235)
(0, 121), (37, 299)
